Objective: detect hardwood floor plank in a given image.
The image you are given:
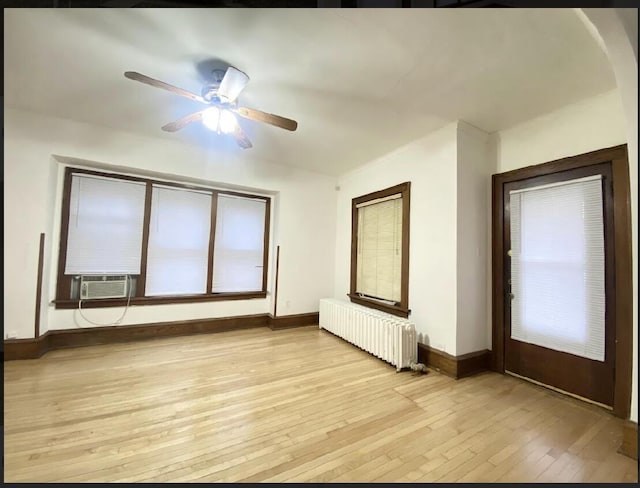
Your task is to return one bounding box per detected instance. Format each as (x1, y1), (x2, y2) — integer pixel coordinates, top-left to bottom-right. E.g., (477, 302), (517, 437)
(4, 326), (636, 483)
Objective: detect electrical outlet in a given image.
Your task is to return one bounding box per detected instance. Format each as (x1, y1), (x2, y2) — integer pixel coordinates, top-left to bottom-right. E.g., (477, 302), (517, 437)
(6, 331), (17, 339)
(285, 300), (291, 309)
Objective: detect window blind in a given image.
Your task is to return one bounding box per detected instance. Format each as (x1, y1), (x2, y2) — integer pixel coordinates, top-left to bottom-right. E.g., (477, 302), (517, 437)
(355, 193), (402, 208)
(65, 174), (146, 275)
(145, 185), (212, 296)
(212, 194), (266, 293)
(510, 175), (605, 362)
(356, 196), (402, 302)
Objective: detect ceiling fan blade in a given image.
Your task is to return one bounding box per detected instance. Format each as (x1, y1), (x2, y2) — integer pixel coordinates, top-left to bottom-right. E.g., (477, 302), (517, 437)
(124, 71), (206, 104)
(161, 110), (206, 132)
(234, 106), (298, 132)
(217, 67), (250, 103)
(232, 124), (253, 149)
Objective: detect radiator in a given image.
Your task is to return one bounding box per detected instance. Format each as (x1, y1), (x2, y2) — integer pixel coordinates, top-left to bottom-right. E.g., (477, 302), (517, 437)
(319, 298), (417, 372)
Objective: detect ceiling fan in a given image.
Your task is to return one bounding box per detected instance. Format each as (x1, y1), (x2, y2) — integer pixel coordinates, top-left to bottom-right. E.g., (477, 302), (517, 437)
(124, 67), (298, 149)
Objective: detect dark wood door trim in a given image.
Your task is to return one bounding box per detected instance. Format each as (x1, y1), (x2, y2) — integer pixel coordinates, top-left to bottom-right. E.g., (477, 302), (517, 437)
(491, 144), (632, 418)
(611, 154), (633, 418)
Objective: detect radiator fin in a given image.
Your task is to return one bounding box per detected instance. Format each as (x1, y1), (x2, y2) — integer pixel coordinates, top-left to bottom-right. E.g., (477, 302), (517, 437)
(319, 298), (417, 371)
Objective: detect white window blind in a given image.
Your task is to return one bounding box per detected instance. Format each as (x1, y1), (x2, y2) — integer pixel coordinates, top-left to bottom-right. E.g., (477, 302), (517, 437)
(356, 195), (402, 302)
(145, 185), (212, 296)
(65, 174), (146, 275)
(212, 194), (266, 293)
(510, 175), (605, 362)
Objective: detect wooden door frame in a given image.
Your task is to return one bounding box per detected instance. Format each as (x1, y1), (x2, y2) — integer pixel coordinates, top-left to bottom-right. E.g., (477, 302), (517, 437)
(491, 144), (633, 419)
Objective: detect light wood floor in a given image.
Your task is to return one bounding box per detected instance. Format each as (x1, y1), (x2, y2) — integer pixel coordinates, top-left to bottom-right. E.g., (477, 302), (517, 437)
(4, 325), (637, 482)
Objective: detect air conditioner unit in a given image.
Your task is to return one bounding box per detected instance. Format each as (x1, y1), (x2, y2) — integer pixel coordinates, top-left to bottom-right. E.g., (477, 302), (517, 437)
(80, 275), (128, 300)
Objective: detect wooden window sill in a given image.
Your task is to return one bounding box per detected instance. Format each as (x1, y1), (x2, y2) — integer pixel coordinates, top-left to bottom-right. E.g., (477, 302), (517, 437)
(347, 294), (410, 318)
(54, 291), (267, 309)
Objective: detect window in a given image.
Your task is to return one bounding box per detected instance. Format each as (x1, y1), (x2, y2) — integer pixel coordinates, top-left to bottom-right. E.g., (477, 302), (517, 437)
(212, 194), (268, 293)
(350, 182), (410, 317)
(65, 174), (146, 275)
(56, 168), (270, 308)
(145, 185), (212, 297)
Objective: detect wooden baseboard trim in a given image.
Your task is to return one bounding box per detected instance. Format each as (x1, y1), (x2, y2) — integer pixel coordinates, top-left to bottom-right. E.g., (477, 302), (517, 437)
(48, 314), (270, 350)
(4, 334), (51, 361)
(417, 343), (491, 379)
(269, 312), (319, 330)
(418, 343), (456, 377)
(457, 349), (493, 378)
(4, 314), (270, 360)
(619, 420), (638, 460)
(4, 312), (323, 360)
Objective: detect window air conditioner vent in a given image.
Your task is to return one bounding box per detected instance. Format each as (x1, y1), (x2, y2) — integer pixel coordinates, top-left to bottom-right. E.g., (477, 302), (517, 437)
(80, 275), (128, 300)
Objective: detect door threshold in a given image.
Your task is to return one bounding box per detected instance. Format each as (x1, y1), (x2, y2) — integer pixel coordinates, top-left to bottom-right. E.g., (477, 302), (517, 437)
(505, 370), (613, 411)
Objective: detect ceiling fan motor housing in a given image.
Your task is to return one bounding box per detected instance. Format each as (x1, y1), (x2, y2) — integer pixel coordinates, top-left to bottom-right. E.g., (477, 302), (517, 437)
(201, 68), (228, 102)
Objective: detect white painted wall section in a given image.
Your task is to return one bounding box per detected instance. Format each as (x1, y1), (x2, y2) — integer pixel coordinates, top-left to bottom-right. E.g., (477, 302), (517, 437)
(335, 123), (459, 354)
(456, 121), (493, 356)
(3, 107), (337, 338)
(495, 89), (626, 173)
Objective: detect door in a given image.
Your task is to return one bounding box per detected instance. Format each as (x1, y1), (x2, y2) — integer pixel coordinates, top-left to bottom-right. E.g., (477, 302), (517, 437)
(503, 163), (615, 407)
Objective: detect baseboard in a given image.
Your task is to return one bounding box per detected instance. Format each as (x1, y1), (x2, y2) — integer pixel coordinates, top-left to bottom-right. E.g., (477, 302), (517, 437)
(619, 420), (638, 460)
(4, 312), (322, 361)
(456, 349), (493, 378)
(4, 334), (51, 360)
(268, 312), (319, 330)
(417, 343), (491, 379)
(417, 343), (457, 377)
(4, 314), (270, 360)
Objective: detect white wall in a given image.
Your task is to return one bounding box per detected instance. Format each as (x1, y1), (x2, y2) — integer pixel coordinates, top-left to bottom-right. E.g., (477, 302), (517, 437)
(334, 123), (459, 354)
(4, 107), (337, 339)
(334, 120), (495, 357)
(495, 89), (626, 173)
(456, 121), (493, 356)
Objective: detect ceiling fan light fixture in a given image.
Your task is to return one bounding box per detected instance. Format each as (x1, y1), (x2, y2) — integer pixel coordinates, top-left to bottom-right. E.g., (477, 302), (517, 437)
(202, 106), (221, 131)
(202, 107), (237, 134)
(219, 110), (237, 134)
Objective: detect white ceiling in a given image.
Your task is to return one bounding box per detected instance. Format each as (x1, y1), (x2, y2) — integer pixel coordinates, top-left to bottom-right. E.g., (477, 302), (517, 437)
(4, 8), (616, 176)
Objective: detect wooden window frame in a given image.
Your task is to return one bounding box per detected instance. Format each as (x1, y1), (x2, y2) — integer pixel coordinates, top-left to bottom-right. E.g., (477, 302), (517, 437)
(491, 144), (633, 418)
(55, 167), (271, 309)
(349, 182), (411, 318)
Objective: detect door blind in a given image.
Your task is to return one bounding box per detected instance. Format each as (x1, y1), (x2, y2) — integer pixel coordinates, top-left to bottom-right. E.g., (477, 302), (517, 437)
(510, 175), (605, 362)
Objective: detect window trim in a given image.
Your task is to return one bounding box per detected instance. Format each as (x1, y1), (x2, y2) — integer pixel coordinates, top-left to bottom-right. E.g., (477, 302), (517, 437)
(55, 167), (271, 309)
(349, 182), (411, 318)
